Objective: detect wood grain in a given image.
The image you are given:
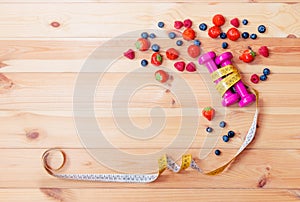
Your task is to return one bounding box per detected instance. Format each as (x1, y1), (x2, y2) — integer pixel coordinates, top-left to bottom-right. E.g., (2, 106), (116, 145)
(0, 3), (298, 38)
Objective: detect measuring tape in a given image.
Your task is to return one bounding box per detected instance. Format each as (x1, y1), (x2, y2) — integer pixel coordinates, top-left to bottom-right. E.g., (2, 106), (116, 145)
(42, 88), (259, 183)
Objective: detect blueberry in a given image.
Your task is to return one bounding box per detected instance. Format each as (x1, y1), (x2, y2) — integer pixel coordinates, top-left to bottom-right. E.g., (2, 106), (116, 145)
(260, 74), (267, 81)
(220, 32), (227, 39)
(219, 121), (226, 128)
(222, 135), (229, 142)
(149, 33), (156, 39)
(263, 68), (270, 76)
(158, 21), (164, 28)
(194, 39), (201, 46)
(258, 25), (266, 33)
(250, 33), (257, 40)
(215, 149), (221, 156)
(206, 127), (213, 133)
(242, 19), (248, 25)
(228, 130), (235, 138)
(151, 44), (160, 52)
(168, 32), (176, 39)
(222, 42), (228, 49)
(176, 40), (183, 46)
(141, 32), (148, 39)
(199, 23), (207, 31)
(141, 59), (148, 67)
(242, 32), (249, 39)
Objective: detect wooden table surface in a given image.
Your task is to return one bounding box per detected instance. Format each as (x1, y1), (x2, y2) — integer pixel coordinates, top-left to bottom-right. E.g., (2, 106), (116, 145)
(0, 0), (300, 201)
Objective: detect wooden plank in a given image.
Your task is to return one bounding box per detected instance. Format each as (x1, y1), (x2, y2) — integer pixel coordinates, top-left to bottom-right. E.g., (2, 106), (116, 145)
(0, 3), (298, 38)
(0, 0), (298, 2)
(1, 188), (300, 202)
(0, 38), (299, 73)
(0, 149), (300, 188)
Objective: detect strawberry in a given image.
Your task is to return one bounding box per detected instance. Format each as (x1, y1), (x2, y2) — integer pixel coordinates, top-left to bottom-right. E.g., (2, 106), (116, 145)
(182, 28), (196, 41)
(123, 49), (135, 60)
(202, 106), (215, 121)
(135, 38), (150, 51)
(208, 26), (221, 38)
(230, 18), (240, 28)
(239, 47), (256, 63)
(212, 14), (225, 27)
(155, 70), (169, 83)
(151, 52), (163, 66)
(227, 27), (240, 41)
(187, 45), (201, 58)
(258, 46), (269, 57)
(166, 48), (179, 60)
(174, 61), (185, 72)
(174, 21), (183, 29)
(186, 62), (196, 72)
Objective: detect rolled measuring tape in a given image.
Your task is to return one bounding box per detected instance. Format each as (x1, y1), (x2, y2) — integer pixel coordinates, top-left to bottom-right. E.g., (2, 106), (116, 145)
(42, 88), (259, 183)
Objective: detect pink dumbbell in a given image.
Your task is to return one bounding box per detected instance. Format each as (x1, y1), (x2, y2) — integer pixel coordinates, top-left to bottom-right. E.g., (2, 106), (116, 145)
(198, 51), (240, 107)
(215, 52), (256, 107)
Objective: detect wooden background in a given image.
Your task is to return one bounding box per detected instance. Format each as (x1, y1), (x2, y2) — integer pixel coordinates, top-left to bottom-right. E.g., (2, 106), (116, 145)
(0, 0), (300, 201)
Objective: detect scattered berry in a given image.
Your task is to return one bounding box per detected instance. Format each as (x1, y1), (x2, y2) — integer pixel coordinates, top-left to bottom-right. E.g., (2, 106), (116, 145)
(260, 74), (267, 81)
(227, 130), (235, 138)
(202, 106), (215, 121)
(186, 62), (197, 72)
(155, 70), (169, 83)
(220, 32), (227, 39)
(151, 44), (160, 52)
(219, 121), (226, 128)
(135, 38), (150, 51)
(242, 19), (248, 25)
(222, 135), (229, 142)
(194, 39), (201, 46)
(208, 26), (221, 38)
(158, 21), (164, 28)
(215, 149), (221, 156)
(250, 74), (260, 84)
(123, 49), (135, 60)
(168, 32), (176, 39)
(174, 61), (186, 72)
(258, 25), (266, 33)
(50, 21), (60, 28)
(199, 23), (207, 31)
(141, 32), (148, 39)
(151, 52), (163, 66)
(263, 68), (271, 75)
(206, 127), (213, 133)
(166, 48), (179, 60)
(227, 27), (240, 41)
(174, 21), (184, 29)
(183, 19), (193, 28)
(183, 28), (196, 41)
(258, 46), (269, 57)
(230, 18), (240, 28)
(222, 42), (228, 49)
(239, 47), (256, 63)
(213, 14), (226, 27)
(242, 32), (249, 39)
(250, 33), (257, 40)
(141, 59), (148, 67)
(188, 44), (201, 58)
(176, 40), (183, 46)
(149, 33), (156, 39)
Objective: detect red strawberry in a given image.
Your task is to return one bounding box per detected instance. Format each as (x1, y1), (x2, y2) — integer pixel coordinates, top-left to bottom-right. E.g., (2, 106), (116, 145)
(174, 61), (185, 72)
(166, 48), (179, 60)
(227, 27), (240, 41)
(230, 18), (240, 28)
(183, 19), (192, 28)
(258, 46), (269, 57)
(202, 106), (215, 121)
(174, 21), (183, 29)
(187, 45), (201, 58)
(239, 47), (256, 63)
(123, 49), (135, 60)
(208, 26), (221, 38)
(212, 14), (225, 27)
(135, 38), (150, 51)
(155, 70), (169, 83)
(186, 62), (196, 72)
